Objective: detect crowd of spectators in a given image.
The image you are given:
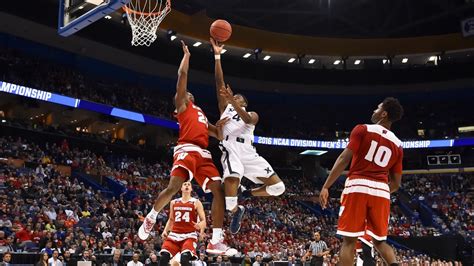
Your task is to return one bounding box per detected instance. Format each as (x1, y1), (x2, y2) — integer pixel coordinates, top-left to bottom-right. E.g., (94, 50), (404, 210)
(0, 135), (471, 265)
(1, 49), (472, 141)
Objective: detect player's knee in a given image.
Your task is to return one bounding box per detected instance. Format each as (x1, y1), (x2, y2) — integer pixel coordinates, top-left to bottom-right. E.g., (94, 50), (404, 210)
(265, 181), (285, 196)
(159, 252), (171, 266)
(225, 196), (238, 211)
(180, 252), (192, 266)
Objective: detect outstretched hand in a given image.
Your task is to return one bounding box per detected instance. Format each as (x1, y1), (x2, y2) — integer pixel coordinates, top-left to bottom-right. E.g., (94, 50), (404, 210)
(219, 84), (234, 101)
(181, 40), (190, 56)
(319, 188), (329, 209)
(210, 38), (224, 55)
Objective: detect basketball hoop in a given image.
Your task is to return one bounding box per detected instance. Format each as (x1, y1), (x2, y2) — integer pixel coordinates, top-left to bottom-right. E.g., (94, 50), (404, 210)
(123, 0), (171, 46)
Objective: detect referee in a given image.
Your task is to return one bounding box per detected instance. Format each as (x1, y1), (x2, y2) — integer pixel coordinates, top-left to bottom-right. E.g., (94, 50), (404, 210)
(304, 232), (330, 266)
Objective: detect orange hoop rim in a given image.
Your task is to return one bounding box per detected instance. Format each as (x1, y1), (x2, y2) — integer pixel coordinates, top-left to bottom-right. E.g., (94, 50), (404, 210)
(122, 0), (171, 16)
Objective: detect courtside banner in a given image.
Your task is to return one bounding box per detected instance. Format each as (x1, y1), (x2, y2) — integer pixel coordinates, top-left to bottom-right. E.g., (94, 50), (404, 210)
(1, 80), (473, 149)
(253, 136), (466, 149)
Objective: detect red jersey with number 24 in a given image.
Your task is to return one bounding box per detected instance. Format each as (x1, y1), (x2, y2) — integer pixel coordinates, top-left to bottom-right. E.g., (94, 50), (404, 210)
(176, 101), (209, 149)
(171, 198), (198, 234)
(347, 124), (403, 183)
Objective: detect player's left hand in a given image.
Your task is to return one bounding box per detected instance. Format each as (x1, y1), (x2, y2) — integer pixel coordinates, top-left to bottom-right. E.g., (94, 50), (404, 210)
(198, 232), (207, 242)
(192, 221), (203, 230)
(319, 188), (329, 209)
(219, 84), (233, 100)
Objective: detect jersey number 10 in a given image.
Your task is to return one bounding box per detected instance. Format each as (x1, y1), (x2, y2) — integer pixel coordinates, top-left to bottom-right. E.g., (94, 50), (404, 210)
(364, 140), (392, 167)
(175, 211), (190, 222)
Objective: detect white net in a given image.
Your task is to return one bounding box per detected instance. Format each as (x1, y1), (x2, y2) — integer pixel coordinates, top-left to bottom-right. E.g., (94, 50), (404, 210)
(123, 0), (171, 46)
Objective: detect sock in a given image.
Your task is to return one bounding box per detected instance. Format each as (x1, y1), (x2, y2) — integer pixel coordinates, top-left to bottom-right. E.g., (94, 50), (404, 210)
(210, 228), (223, 244)
(242, 189), (252, 199)
(147, 207), (159, 220)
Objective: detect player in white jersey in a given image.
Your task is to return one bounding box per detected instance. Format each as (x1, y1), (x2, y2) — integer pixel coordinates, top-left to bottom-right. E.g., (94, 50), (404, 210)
(211, 38), (286, 234)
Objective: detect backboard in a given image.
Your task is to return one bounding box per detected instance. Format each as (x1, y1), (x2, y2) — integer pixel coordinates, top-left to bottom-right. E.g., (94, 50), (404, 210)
(58, 0), (130, 37)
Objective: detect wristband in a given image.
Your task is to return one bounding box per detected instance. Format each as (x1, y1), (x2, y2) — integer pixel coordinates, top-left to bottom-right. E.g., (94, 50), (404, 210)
(215, 54), (221, 60)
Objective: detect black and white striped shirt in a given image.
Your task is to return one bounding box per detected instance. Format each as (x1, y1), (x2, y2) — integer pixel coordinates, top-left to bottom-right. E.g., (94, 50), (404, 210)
(309, 240), (328, 255)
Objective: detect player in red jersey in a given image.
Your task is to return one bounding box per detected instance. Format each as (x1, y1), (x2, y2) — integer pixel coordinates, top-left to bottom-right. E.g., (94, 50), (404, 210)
(319, 97), (404, 266)
(159, 181), (205, 266)
(139, 41), (234, 255)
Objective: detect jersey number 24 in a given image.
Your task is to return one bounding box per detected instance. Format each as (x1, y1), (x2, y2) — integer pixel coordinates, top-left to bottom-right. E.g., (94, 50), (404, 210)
(175, 211), (190, 222)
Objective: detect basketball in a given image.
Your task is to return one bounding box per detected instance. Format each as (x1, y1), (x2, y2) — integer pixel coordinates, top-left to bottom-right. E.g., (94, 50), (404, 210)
(210, 19), (232, 42)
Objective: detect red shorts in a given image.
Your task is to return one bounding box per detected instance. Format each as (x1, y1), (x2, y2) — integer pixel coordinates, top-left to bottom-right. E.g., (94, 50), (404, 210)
(171, 146), (221, 193)
(160, 236), (197, 258)
(337, 178), (390, 241)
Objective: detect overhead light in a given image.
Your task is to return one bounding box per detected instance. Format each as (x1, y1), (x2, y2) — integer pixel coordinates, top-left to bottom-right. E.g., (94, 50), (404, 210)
(243, 53), (252, 58)
(308, 59), (315, 64)
(263, 55), (271, 61)
(193, 42), (202, 47)
(221, 49), (227, 54)
(429, 56), (437, 61)
(333, 60), (341, 65)
(354, 60), (361, 65)
(167, 29), (177, 41)
(402, 58), (408, 63)
(300, 150), (328, 156)
(288, 58), (296, 63)
(383, 59), (388, 64)
(105, 15), (112, 20)
(1, 120), (5, 123)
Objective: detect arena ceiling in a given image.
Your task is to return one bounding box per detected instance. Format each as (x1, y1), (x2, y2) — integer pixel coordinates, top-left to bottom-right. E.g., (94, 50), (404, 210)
(174, 0), (474, 38)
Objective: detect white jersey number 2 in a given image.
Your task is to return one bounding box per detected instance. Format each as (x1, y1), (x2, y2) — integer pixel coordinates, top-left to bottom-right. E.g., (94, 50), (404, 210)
(364, 140), (392, 167)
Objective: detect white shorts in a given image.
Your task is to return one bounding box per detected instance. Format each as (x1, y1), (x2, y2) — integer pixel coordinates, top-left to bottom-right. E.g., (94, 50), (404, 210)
(219, 136), (275, 184)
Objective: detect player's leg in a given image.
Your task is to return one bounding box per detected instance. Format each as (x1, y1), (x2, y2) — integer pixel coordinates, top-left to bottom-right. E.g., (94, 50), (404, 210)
(219, 143), (244, 212)
(366, 194), (396, 265)
(160, 240), (180, 266)
(194, 159), (235, 255)
(181, 238), (198, 266)
(360, 242), (376, 266)
(372, 240), (396, 265)
(139, 174), (184, 240)
(219, 143), (246, 234)
(250, 173), (285, 197)
(340, 236), (358, 266)
(139, 153), (196, 240)
(336, 192), (367, 266)
(242, 153), (285, 198)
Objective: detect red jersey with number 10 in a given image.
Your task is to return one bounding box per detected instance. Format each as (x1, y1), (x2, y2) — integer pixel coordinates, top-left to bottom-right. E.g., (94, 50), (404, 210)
(176, 101), (209, 149)
(347, 124), (404, 183)
(171, 197), (198, 234)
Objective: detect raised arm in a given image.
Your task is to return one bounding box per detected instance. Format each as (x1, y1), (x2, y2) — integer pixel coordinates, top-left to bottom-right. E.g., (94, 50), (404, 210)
(175, 40), (191, 114)
(210, 38), (228, 114)
(220, 84), (259, 125)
